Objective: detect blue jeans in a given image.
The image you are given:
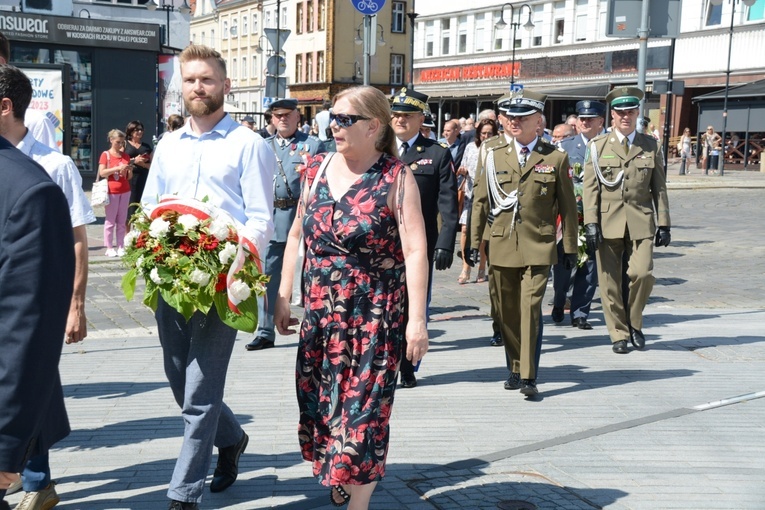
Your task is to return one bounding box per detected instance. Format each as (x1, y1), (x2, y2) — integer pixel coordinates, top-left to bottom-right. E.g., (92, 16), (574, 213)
(22, 453), (50, 492)
(552, 241), (598, 320)
(156, 299), (244, 503)
(255, 241), (286, 341)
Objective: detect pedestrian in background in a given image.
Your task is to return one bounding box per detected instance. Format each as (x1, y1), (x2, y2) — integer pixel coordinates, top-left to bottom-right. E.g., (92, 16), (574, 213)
(0, 64), (96, 509)
(0, 134), (74, 510)
(700, 125), (721, 173)
(679, 127), (692, 174)
(273, 85), (429, 510)
(582, 86), (671, 354)
(125, 120), (152, 221)
(141, 44), (275, 510)
(99, 129), (132, 257)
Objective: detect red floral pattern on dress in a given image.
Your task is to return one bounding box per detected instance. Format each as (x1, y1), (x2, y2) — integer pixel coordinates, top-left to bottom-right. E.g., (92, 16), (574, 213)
(297, 153), (407, 487)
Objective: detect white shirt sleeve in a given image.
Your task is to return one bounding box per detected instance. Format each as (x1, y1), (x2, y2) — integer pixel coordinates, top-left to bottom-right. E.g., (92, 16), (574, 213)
(25, 110), (60, 153)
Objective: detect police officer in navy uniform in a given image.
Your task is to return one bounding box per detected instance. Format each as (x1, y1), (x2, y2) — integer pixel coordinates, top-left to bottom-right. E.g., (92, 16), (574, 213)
(582, 87), (671, 354)
(391, 87), (459, 388)
(246, 98), (325, 351)
(469, 89), (578, 397)
(552, 100), (606, 330)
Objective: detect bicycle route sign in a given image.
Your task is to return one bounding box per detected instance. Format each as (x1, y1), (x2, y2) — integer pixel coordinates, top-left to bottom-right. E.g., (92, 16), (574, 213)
(350, 0), (386, 15)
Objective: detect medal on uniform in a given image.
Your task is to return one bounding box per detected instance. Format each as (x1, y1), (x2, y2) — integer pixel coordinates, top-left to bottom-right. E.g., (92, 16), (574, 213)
(541, 184), (548, 196)
(410, 163), (418, 171)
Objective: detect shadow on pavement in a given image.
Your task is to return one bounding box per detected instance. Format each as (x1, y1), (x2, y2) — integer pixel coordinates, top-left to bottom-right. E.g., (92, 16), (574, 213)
(64, 381), (167, 400)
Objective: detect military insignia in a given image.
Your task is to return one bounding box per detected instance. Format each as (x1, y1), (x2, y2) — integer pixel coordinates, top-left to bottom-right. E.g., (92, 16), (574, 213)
(585, 147), (590, 162)
(557, 146), (565, 153)
(416, 158), (432, 165)
(410, 163), (418, 171)
(439, 141), (448, 149)
(601, 155), (616, 159)
(290, 151), (295, 156)
(537, 146), (544, 152)
(416, 146), (424, 152)
(541, 185), (548, 196)
(534, 165), (554, 174)
(400, 88), (408, 99)
(511, 88), (524, 100)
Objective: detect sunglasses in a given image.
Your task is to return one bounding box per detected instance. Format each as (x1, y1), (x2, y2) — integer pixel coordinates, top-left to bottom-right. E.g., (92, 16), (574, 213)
(330, 109), (369, 128)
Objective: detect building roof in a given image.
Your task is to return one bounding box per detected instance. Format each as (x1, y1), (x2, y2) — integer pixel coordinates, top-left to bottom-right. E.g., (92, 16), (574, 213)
(693, 79), (765, 103)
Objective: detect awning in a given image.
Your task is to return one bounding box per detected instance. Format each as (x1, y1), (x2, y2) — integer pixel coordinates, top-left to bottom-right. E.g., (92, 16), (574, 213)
(692, 79), (765, 102)
(536, 84), (611, 100)
(416, 82), (612, 101)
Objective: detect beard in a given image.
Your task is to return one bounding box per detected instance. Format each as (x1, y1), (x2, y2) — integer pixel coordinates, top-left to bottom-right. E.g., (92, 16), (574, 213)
(184, 91), (225, 117)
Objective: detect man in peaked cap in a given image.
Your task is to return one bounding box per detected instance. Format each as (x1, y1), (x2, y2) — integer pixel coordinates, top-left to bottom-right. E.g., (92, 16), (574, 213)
(420, 113), (437, 140)
(582, 86), (671, 354)
(469, 88), (578, 398)
(246, 97), (325, 352)
(552, 100), (607, 330)
(391, 87), (459, 389)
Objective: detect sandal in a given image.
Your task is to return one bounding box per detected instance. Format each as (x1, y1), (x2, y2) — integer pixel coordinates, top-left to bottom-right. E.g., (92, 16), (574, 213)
(475, 269), (487, 283)
(330, 485), (350, 507)
(457, 269), (471, 284)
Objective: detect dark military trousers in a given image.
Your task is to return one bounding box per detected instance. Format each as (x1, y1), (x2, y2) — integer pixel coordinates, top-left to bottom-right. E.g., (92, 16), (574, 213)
(596, 235), (655, 343)
(491, 265), (549, 380)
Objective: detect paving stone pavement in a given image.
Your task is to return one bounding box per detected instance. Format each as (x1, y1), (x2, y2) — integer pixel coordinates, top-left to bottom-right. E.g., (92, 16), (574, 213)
(6, 171), (765, 510)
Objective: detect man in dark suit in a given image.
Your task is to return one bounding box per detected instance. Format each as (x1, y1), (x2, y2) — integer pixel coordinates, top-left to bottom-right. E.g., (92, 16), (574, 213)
(552, 100), (606, 330)
(0, 134), (74, 509)
(391, 87), (459, 388)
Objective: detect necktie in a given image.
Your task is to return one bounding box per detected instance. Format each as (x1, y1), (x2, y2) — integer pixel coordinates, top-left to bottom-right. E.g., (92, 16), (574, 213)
(622, 136), (630, 154)
(519, 146), (530, 167)
(400, 141), (409, 157)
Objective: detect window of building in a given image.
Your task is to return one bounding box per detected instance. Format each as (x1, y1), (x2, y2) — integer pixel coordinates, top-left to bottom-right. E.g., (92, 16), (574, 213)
(425, 20), (434, 56)
(242, 56), (247, 79)
(493, 11), (506, 51)
(457, 15), (467, 53)
(192, 33), (197, 44)
(318, 51), (325, 81)
(297, 3), (304, 34)
(390, 53), (404, 85)
(232, 19), (238, 38)
(210, 29), (215, 48)
(307, 52), (314, 82)
(392, 1), (406, 33)
(575, 0), (587, 41)
(252, 56), (259, 78)
(223, 21), (229, 39)
(319, 0), (327, 30)
(747, 0), (765, 20)
(533, 4), (543, 46)
(282, 6), (288, 27)
(441, 18), (451, 55)
(475, 13), (485, 52)
(232, 58), (237, 78)
(200, 31), (205, 45)
(253, 14), (259, 34)
(265, 10), (272, 29)
(243, 16), (248, 35)
(308, 1), (315, 32)
(252, 102), (258, 113)
(706, 1), (722, 25)
(296, 54), (303, 84)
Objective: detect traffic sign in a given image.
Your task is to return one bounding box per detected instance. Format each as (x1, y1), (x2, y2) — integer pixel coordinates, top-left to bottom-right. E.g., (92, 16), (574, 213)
(263, 97), (274, 110)
(266, 55), (287, 76)
(350, 0), (386, 16)
(263, 28), (291, 53)
(511, 83), (524, 94)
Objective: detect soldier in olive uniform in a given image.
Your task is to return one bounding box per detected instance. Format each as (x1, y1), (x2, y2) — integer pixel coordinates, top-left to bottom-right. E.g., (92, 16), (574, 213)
(246, 98), (325, 351)
(391, 87), (459, 388)
(582, 87), (671, 354)
(470, 90), (578, 397)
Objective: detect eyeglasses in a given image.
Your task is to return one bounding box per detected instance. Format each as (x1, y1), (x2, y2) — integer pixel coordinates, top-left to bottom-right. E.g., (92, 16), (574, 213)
(329, 109), (369, 128)
(272, 112), (293, 119)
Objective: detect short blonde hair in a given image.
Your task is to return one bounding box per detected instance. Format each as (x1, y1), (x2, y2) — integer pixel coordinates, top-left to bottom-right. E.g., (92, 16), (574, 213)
(180, 44), (227, 78)
(332, 86), (396, 156)
(108, 129), (125, 141)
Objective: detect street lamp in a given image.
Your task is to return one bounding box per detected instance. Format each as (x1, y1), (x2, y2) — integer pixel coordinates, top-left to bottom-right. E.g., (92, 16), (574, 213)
(494, 3), (534, 86)
(711, 0), (756, 176)
(356, 16), (386, 86)
(146, 0), (192, 48)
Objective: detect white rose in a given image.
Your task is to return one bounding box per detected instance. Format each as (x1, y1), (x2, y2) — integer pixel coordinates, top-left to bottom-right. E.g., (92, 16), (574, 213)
(208, 216), (231, 241)
(124, 230), (139, 246)
(189, 269), (211, 286)
(218, 242), (238, 265)
(228, 279), (251, 302)
(149, 218), (171, 238)
(150, 268), (163, 285)
(177, 214), (200, 231)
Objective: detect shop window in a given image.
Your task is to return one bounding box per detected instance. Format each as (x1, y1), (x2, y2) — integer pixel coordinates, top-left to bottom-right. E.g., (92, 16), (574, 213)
(747, 0), (765, 20)
(392, 1), (406, 33)
(390, 53), (404, 85)
(55, 49), (92, 173)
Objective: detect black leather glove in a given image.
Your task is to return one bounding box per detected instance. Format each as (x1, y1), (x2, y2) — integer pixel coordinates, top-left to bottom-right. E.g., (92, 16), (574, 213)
(434, 248), (453, 271)
(584, 223), (602, 253)
(655, 226), (671, 247)
(563, 253), (578, 271)
(465, 248), (480, 267)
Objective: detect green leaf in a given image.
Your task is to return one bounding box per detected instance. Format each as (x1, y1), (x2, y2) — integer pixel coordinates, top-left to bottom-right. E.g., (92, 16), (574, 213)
(121, 268), (137, 301)
(161, 289), (196, 321)
(213, 293), (258, 333)
(143, 286), (159, 311)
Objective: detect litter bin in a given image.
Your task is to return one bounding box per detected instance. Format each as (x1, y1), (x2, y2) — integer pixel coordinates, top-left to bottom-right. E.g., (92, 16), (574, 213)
(708, 150), (720, 171)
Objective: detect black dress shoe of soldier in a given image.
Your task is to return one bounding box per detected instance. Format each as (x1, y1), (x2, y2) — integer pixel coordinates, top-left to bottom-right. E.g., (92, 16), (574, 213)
(245, 336), (275, 351)
(210, 432), (249, 493)
(520, 379), (538, 397)
(490, 333), (503, 346)
(612, 340), (629, 354)
(551, 307), (564, 323)
(400, 373), (417, 388)
(629, 327), (646, 350)
(504, 372), (521, 390)
(572, 317), (593, 330)
(169, 501), (199, 510)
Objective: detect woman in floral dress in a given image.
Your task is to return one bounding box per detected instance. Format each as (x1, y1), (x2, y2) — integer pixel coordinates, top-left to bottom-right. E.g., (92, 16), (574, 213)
(274, 86), (429, 510)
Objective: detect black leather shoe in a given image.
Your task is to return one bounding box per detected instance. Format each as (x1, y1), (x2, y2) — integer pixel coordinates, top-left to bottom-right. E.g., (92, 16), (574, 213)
(169, 501), (199, 510)
(504, 372), (521, 390)
(612, 340), (629, 354)
(490, 333), (503, 347)
(245, 336), (274, 351)
(572, 317), (593, 330)
(551, 307), (564, 323)
(210, 432), (249, 493)
(520, 379), (538, 396)
(400, 373), (417, 388)
(629, 327), (646, 350)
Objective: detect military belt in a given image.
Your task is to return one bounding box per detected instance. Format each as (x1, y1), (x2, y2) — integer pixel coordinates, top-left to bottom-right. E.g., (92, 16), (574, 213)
(274, 198), (298, 209)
